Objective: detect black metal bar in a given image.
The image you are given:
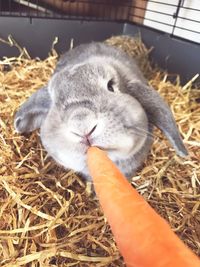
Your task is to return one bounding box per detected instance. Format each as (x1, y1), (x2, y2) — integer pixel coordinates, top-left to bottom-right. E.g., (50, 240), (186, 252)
(171, 26), (200, 35)
(172, 0), (184, 36)
(129, 14), (175, 27)
(143, 0), (200, 12)
(147, 0), (177, 8)
(129, 4), (200, 24)
(176, 16), (200, 24)
(129, 14), (200, 35)
(135, 6), (179, 17)
(173, 0), (183, 18)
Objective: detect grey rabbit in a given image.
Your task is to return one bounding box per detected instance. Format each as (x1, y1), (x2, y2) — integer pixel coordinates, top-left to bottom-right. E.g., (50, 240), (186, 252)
(14, 42), (188, 179)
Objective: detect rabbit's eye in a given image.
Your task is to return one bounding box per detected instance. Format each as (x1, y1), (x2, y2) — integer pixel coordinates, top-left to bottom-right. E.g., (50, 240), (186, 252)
(107, 79), (114, 92)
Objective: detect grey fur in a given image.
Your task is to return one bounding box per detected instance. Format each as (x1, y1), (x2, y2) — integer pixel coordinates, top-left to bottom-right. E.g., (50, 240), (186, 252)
(14, 86), (51, 133)
(14, 42), (188, 179)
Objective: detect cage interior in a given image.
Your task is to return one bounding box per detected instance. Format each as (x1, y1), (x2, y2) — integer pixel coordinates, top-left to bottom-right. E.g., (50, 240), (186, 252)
(1, 1), (200, 43)
(0, 0), (200, 84)
(0, 1), (200, 267)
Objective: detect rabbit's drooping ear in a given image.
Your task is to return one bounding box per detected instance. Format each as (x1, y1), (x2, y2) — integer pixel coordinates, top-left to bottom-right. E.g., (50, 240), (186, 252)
(14, 86), (51, 133)
(127, 82), (188, 157)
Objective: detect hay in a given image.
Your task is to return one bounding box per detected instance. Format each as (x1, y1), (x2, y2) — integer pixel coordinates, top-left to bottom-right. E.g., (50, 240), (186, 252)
(0, 35), (199, 266)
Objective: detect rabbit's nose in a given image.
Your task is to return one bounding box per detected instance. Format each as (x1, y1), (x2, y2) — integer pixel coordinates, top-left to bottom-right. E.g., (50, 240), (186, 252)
(71, 124), (97, 146)
(72, 124), (97, 139)
(85, 124), (97, 138)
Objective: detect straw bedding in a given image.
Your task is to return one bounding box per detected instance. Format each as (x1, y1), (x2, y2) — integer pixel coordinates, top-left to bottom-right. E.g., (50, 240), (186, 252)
(0, 35), (199, 266)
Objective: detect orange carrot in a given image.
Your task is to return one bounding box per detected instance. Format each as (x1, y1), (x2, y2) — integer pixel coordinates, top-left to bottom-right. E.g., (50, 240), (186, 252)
(87, 147), (200, 267)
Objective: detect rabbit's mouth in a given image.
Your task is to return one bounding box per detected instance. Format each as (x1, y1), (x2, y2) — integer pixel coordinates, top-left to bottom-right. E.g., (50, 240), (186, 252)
(79, 135), (118, 153)
(80, 137), (91, 147)
(91, 145), (118, 153)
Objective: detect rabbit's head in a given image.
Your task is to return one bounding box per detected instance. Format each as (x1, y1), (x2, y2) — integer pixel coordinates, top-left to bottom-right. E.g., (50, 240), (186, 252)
(14, 43), (187, 179)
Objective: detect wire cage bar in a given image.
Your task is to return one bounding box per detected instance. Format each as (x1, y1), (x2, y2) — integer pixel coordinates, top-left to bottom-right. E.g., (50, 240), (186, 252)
(0, 0), (200, 44)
